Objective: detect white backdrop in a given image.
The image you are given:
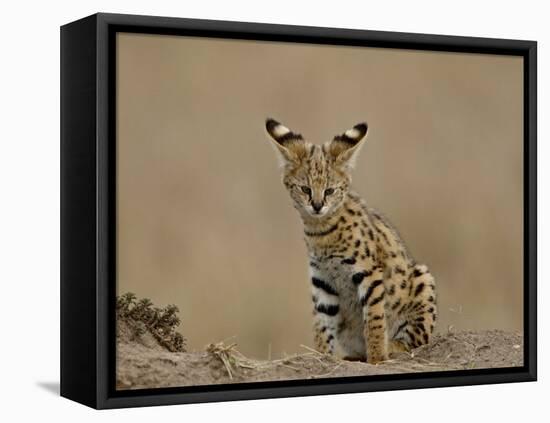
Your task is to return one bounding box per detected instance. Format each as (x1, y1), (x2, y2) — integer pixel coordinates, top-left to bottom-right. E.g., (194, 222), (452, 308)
(1, 0), (546, 420)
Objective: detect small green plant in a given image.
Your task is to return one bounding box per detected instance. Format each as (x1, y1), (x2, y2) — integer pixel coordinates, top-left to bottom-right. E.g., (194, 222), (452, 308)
(116, 292), (187, 352)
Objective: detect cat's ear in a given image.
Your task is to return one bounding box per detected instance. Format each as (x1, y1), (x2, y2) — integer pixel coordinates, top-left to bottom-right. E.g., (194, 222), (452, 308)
(328, 122), (368, 169)
(265, 118), (307, 166)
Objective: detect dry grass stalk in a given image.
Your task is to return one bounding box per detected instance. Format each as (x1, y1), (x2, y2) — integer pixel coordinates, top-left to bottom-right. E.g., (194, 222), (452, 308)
(206, 342), (260, 378)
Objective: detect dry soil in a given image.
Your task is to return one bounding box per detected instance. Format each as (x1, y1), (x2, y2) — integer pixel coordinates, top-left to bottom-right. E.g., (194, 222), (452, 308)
(116, 319), (523, 390)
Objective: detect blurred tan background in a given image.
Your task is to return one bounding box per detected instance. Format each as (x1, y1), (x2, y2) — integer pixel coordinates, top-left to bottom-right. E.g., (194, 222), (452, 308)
(116, 33), (523, 359)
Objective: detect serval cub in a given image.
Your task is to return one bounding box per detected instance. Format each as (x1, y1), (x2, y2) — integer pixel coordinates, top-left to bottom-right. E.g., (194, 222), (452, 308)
(264, 118), (437, 364)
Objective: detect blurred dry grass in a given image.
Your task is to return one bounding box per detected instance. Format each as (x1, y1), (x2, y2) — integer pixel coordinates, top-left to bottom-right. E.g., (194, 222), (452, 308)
(116, 33), (523, 359)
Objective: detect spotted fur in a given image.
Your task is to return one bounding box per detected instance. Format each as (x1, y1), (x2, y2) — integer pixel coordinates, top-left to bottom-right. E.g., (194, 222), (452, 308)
(265, 118), (437, 363)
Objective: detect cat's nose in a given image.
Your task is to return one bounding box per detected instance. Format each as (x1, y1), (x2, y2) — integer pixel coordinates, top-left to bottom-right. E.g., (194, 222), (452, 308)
(312, 202), (323, 213)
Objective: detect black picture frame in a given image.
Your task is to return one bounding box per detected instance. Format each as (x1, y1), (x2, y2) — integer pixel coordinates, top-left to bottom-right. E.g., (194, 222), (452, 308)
(60, 12), (537, 409)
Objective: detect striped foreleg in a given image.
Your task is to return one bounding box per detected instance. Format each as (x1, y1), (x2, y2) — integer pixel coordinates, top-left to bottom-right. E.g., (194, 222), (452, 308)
(310, 275), (341, 355)
(354, 267), (389, 363)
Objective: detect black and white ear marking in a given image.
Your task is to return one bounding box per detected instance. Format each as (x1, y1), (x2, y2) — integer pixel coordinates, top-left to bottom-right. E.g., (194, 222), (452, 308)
(265, 118), (307, 166)
(329, 122), (369, 168)
(266, 118), (304, 146)
(333, 123), (368, 146)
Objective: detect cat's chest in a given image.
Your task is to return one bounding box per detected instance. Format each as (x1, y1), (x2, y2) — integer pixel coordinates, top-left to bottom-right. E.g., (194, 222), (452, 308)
(310, 257), (356, 299)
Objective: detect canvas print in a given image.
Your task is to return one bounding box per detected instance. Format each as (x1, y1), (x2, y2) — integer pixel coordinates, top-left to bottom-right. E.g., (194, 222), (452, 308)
(115, 33), (524, 390)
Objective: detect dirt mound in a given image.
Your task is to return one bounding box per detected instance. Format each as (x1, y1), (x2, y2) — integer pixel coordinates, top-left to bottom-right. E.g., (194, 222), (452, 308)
(116, 318), (523, 390)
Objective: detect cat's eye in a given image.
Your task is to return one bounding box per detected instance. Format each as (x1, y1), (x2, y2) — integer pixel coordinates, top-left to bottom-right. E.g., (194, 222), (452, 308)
(324, 188), (335, 196)
(301, 186), (312, 195)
